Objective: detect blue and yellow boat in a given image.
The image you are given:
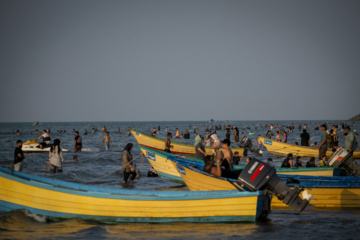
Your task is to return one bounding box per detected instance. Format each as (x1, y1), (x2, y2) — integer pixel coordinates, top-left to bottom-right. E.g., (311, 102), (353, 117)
(131, 129), (245, 156)
(169, 158), (360, 209)
(139, 146), (339, 186)
(0, 167), (271, 223)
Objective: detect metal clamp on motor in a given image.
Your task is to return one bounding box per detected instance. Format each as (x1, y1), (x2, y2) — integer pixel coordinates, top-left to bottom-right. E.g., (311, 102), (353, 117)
(237, 158), (312, 212)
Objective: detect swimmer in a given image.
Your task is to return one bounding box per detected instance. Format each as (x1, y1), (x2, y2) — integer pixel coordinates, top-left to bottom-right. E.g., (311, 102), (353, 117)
(102, 131), (115, 150)
(73, 156), (78, 163)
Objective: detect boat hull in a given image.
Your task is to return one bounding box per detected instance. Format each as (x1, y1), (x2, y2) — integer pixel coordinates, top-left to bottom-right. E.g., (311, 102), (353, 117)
(259, 137), (360, 159)
(131, 129), (245, 156)
(170, 159), (360, 209)
(0, 167), (268, 223)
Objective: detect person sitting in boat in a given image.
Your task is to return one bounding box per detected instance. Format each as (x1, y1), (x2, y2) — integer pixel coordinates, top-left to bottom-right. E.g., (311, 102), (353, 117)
(318, 155), (329, 167)
(47, 139), (65, 173)
(194, 135), (206, 160)
(164, 133), (174, 153)
(121, 143), (136, 183)
(35, 129), (51, 149)
(281, 153), (293, 168)
(312, 142), (318, 148)
(306, 157), (316, 167)
(295, 156), (302, 168)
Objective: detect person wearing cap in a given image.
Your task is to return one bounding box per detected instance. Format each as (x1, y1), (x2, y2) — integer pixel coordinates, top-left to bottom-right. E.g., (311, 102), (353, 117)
(318, 124), (328, 161)
(13, 140), (25, 171)
(344, 126), (356, 156)
(74, 131), (82, 152)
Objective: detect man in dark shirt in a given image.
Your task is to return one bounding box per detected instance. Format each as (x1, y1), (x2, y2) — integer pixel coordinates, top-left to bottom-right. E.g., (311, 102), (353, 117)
(225, 125), (231, 140)
(74, 131), (82, 152)
(14, 140), (25, 171)
(300, 129), (310, 146)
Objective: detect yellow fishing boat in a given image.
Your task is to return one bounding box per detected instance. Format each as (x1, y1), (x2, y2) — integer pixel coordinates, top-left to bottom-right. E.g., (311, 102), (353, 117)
(140, 146), (338, 185)
(170, 158), (360, 209)
(258, 136), (360, 159)
(0, 167), (271, 223)
(131, 129), (245, 156)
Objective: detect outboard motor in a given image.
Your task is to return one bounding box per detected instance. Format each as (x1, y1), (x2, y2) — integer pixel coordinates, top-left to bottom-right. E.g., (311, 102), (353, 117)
(237, 158), (312, 212)
(329, 148), (360, 177)
(238, 136), (263, 156)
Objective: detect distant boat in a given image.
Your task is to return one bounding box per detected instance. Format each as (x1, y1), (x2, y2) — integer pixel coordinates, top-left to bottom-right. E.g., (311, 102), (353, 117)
(22, 140), (69, 153)
(33, 121), (39, 125)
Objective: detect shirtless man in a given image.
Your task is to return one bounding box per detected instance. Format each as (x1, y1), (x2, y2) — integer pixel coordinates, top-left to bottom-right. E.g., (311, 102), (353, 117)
(164, 133), (174, 153)
(174, 128), (180, 138)
(102, 131), (115, 150)
(275, 131), (282, 142)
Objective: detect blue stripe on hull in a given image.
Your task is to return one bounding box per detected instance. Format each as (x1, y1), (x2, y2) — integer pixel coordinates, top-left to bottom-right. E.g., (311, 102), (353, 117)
(0, 200), (256, 223)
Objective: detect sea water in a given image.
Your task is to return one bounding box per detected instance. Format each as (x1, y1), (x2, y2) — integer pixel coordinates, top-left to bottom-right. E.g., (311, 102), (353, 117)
(0, 120), (359, 239)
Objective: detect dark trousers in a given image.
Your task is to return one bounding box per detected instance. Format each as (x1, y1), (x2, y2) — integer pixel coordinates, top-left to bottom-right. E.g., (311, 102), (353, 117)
(123, 171), (137, 182)
(319, 147), (327, 161)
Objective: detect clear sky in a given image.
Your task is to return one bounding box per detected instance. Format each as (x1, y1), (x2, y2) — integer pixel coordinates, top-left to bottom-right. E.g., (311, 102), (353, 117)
(1, 0), (359, 122)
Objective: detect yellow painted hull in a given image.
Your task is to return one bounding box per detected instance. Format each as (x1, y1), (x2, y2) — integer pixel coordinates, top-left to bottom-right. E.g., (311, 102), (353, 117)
(140, 147), (183, 183)
(259, 137), (360, 159)
(171, 160), (360, 209)
(131, 129), (245, 156)
(0, 168), (267, 222)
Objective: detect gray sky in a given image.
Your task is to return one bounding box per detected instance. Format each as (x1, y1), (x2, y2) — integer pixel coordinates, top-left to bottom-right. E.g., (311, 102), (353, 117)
(1, 0), (359, 122)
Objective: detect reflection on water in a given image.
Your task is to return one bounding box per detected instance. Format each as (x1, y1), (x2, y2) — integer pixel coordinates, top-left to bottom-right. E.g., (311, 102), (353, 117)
(1, 209), (359, 240)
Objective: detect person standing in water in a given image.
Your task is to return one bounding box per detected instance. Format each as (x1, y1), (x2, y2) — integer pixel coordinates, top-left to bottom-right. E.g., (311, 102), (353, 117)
(13, 140), (25, 171)
(121, 143), (136, 183)
(48, 139), (65, 173)
(194, 135), (206, 160)
(164, 133), (174, 153)
(102, 131), (115, 150)
(74, 131), (82, 152)
(318, 124), (328, 161)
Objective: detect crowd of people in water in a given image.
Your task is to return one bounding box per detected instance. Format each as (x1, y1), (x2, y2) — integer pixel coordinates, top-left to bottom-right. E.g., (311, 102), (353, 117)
(11, 121), (359, 183)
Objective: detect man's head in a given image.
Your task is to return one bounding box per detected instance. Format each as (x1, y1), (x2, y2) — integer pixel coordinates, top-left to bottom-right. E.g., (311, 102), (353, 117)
(43, 129), (47, 134)
(75, 131), (79, 136)
(203, 155), (214, 166)
(106, 131), (109, 135)
(73, 156), (78, 162)
(234, 151), (239, 157)
(167, 132), (172, 138)
(345, 126), (351, 133)
(16, 140), (22, 147)
(222, 139), (230, 148)
(321, 124), (327, 131)
(287, 153), (293, 159)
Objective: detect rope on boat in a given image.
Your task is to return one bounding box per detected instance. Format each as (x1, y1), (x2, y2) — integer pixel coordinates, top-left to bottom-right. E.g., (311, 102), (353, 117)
(81, 153), (143, 184)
